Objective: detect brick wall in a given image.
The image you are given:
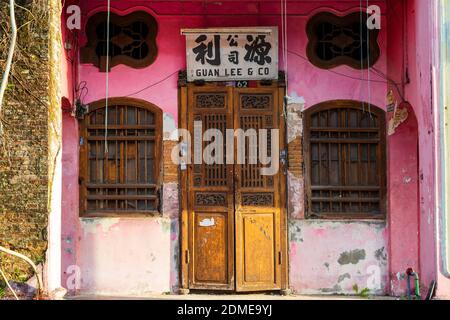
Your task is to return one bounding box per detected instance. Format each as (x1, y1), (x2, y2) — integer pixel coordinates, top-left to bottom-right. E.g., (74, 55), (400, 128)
(288, 135), (303, 179)
(163, 140), (178, 184)
(0, 1), (50, 282)
(286, 101), (305, 219)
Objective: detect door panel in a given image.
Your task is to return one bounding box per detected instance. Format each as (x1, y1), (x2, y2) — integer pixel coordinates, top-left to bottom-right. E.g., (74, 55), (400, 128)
(240, 212), (278, 283)
(234, 88), (282, 291)
(193, 211), (229, 283)
(187, 86), (235, 290)
(186, 84), (285, 292)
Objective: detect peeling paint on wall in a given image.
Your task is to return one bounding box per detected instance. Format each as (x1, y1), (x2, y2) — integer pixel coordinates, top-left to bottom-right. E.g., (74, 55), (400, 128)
(81, 218), (120, 235)
(162, 182), (179, 219)
(159, 217), (171, 234)
(286, 94), (305, 144)
(337, 273), (351, 283)
(289, 220), (388, 295)
(320, 284), (342, 293)
(170, 217), (180, 293)
(338, 249), (366, 265)
(288, 172), (304, 219)
(163, 112), (177, 140)
(77, 217), (172, 295)
(289, 221), (303, 243)
(375, 247), (387, 264)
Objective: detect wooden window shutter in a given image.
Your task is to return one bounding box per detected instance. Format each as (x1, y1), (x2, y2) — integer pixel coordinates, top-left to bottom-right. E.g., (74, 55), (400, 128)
(304, 100), (386, 219)
(79, 98), (162, 217)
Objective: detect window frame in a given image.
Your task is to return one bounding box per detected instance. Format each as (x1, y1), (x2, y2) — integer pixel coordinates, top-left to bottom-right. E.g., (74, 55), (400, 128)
(80, 11), (158, 72)
(303, 100), (387, 220)
(306, 11), (380, 70)
(79, 97), (163, 217)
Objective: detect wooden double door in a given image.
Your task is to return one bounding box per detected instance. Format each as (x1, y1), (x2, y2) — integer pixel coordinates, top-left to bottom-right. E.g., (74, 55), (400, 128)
(180, 82), (288, 292)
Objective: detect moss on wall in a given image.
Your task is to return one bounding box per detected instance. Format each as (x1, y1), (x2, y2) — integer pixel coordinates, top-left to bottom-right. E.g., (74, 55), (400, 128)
(0, 0), (51, 282)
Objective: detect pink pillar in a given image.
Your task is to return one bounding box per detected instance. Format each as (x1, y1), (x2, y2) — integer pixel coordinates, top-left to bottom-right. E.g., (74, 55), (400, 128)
(387, 103), (420, 295)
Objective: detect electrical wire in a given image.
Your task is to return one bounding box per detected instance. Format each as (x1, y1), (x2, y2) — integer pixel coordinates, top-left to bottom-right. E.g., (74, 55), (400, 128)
(287, 50), (399, 84)
(104, 0), (111, 154)
(0, 245), (43, 299)
(94, 53), (400, 108)
(359, 0), (365, 112)
(69, 29), (80, 107)
(0, 267), (18, 300)
(372, 66), (405, 102)
(282, 0), (289, 95)
(125, 70), (179, 97)
(75, 81), (88, 104)
(280, 0), (289, 119)
(280, 0), (284, 72)
(367, 0), (372, 116)
(0, 0), (17, 135)
(76, 70), (178, 102)
(288, 47), (407, 112)
(77, 2), (404, 121)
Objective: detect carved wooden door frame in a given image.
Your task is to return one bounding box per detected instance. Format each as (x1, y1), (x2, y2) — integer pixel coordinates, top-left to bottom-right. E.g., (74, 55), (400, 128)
(178, 72), (288, 293)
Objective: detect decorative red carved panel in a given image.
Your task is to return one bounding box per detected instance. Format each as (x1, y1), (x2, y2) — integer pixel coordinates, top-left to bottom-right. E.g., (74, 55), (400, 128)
(81, 11), (158, 72)
(306, 12), (380, 70)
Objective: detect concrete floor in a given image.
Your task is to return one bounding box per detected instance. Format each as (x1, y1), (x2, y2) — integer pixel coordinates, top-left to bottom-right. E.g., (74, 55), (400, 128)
(67, 293), (398, 300)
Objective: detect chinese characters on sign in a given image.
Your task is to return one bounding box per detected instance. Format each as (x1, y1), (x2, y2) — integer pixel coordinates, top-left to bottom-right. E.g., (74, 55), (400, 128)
(182, 27), (278, 82)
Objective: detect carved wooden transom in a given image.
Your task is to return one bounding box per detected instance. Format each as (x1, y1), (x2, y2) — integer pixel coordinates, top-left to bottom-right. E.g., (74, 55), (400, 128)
(241, 94), (272, 109)
(196, 94), (226, 109)
(195, 192), (227, 206)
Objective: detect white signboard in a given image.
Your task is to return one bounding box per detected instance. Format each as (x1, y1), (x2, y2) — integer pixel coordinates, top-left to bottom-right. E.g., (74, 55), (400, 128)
(182, 27), (278, 82)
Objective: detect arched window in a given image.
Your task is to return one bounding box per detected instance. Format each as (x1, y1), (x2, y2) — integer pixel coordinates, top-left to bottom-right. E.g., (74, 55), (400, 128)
(303, 101), (386, 219)
(79, 98), (162, 216)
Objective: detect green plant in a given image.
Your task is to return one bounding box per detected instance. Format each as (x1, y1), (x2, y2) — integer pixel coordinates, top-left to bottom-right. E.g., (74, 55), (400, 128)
(352, 284), (371, 298)
(35, 256), (45, 265)
(0, 282), (5, 298)
(11, 267), (29, 282)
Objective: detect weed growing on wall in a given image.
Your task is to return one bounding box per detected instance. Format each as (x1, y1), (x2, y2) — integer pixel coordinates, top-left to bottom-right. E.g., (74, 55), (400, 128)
(0, 0), (50, 283)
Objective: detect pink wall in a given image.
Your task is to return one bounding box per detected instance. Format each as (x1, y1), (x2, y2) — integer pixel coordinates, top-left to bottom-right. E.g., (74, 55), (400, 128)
(289, 221), (388, 294)
(58, 0), (440, 296)
(77, 1), (389, 109)
(385, 1), (420, 295)
(404, 2), (436, 297)
(402, 0), (450, 299)
(77, 218), (171, 295)
(385, 0), (450, 298)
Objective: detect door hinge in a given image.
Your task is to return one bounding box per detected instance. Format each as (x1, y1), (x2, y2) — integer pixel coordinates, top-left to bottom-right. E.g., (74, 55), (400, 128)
(280, 149), (288, 166)
(185, 250), (190, 264)
(278, 251), (282, 265)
